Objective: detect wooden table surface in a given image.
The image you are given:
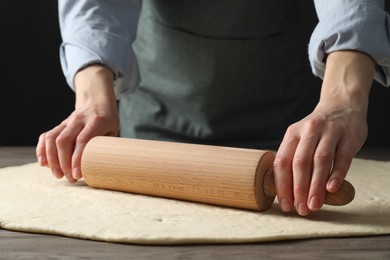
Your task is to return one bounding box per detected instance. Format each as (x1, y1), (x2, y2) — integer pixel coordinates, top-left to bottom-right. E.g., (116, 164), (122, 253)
(1, 146), (389, 260)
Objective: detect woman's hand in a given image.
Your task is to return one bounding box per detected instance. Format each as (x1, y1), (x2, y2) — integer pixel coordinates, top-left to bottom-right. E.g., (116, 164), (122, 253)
(274, 51), (375, 216)
(36, 65), (119, 183)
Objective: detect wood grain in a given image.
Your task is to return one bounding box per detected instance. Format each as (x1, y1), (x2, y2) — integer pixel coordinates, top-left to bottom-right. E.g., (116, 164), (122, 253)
(81, 136), (355, 211)
(81, 136), (276, 211)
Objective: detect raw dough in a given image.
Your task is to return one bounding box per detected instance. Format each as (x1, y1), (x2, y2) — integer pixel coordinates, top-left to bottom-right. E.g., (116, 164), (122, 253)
(0, 158), (389, 245)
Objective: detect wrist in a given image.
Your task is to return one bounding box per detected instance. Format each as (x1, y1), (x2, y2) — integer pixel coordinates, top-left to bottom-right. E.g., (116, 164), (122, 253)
(74, 64), (116, 109)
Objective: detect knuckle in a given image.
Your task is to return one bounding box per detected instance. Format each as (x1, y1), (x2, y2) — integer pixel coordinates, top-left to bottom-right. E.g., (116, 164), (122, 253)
(44, 131), (57, 142)
(71, 112), (85, 122)
(313, 151), (332, 165)
(55, 134), (69, 147)
(305, 117), (324, 131)
(273, 155), (289, 170)
(76, 134), (90, 145)
(39, 132), (46, 141)
(293, 155), (309, 169)
(285, 124), (297, 136)
(91, 114), (105, 124)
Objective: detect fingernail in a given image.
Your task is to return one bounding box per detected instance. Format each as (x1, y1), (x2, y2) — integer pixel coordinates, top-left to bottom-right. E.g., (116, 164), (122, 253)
(72, 167), (81, 179)
(309, 196), (320, 210)
(298, 202), (309, 216)
(328, 179), (339, 191)
(280, 199), (291, 212)
(53, 168), (63, 179)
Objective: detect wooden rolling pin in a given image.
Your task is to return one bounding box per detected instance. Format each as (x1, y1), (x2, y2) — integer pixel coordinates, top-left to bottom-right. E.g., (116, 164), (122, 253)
(81, 136), (355, 211)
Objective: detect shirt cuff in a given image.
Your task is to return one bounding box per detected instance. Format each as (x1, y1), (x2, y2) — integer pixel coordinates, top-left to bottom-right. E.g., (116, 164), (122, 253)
(59, 30), (139, 99)
(308, 2), (390, 87)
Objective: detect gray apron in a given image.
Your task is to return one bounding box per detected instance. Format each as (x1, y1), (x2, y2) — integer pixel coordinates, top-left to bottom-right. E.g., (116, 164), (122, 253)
(119, 0), (315, 149)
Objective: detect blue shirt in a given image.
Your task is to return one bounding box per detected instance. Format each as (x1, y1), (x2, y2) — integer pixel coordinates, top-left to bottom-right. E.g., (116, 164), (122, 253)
(58, 0), (390, 99)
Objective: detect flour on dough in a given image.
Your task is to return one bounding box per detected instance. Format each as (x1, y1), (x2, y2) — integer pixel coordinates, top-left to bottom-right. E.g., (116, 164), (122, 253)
(0, 158), (389, 245)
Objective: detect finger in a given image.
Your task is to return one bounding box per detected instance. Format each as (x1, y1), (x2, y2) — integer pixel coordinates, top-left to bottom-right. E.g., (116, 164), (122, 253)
(292, 130), (320, 216)
(326, 139), (354, 193)
(71, 143), (85, 180)
(56, 122), (85, 182)
(274, 127), (298, 212)
(36, 133), (48, 166)
(308, 134), (339, 211)
(71, 129), (92, 180)
(71, 118), (110, 179)
(45, 125), (66, 179)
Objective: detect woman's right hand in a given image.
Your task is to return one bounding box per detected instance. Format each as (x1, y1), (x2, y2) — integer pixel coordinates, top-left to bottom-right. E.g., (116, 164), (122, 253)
(36, 65), (119, 183)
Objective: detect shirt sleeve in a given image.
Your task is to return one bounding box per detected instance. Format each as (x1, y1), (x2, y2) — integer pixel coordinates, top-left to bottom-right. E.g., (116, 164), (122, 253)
(58, 0), (141, 98)
(308, 0), (390, 87)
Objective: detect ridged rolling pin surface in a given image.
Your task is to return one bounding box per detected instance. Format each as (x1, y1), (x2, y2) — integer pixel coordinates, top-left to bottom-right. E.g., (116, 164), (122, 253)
(81, 136), (355, 211)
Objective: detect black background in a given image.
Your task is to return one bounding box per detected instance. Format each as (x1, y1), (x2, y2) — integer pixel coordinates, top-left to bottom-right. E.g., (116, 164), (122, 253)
(1, 1), (389, 147)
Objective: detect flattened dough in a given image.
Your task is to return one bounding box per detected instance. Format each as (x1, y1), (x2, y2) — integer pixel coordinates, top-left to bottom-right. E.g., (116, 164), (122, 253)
(0, 158), (389, 245)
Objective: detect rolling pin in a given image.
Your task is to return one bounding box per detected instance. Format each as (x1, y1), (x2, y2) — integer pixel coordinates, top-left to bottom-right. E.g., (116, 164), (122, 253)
(81, 136), (355, 211)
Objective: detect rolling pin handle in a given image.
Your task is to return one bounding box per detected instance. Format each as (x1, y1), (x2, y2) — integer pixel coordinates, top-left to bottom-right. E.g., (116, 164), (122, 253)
(261, 170), (355, 206)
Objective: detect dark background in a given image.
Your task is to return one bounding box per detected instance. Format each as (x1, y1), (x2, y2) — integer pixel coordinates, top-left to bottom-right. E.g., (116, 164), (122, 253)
(1, 1), (389, 147)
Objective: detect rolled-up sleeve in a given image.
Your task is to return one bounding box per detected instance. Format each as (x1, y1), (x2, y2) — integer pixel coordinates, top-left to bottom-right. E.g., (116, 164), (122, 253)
(309, 0), (390, 87)
(58, 0), (141, 98)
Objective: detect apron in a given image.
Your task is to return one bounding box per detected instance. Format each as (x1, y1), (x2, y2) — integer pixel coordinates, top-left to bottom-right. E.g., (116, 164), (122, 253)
(119, 0), (315, 149)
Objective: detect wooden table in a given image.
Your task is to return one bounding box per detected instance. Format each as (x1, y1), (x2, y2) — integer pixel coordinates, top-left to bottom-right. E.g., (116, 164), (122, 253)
(1, 146), (389, 260)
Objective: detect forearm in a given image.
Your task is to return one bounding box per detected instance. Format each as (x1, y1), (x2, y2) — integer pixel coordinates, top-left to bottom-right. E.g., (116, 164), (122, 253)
(318, 50), (375, 114)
